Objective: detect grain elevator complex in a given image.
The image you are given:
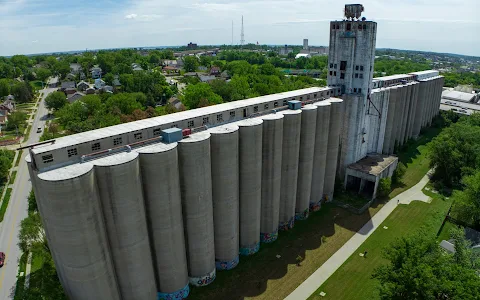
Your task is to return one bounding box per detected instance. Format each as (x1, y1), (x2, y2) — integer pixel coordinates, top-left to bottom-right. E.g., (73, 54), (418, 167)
(26, 4), (444, 300)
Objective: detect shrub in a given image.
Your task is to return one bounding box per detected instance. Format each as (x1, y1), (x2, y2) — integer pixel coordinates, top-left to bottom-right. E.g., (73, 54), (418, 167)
(392, 162), (406, 184)
(378, 177), (392, 198)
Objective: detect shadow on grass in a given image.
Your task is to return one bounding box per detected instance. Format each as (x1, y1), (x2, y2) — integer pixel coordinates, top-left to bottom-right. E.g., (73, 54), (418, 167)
(189, 202), (376, 300)
(395, 126), (442, 166)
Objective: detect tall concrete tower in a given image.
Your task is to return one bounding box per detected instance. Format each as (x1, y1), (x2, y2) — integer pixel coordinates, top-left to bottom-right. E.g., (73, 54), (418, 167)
(327, 4), (378, 176)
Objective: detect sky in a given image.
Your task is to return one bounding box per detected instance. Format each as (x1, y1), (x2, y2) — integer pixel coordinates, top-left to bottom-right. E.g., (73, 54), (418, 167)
(0, 0), (479, 57)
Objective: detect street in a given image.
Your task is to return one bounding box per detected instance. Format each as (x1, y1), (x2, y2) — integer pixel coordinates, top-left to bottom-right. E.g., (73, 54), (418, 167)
(0, 87), (55, 299)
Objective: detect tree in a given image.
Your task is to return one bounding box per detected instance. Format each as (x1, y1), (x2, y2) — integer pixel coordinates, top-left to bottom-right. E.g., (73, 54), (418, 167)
(0, 79), (11, 97)
(182, 83), (223, 109)
(6, 111), (27, 131)
(229, 75), (250, 101)
(28, 189), (38, 213)
(183, 56), (199, 72)
(45, 92), (68, 111)
(0, 155), (11, 181)
(373, 232), (480, 300)
(36, 68), (51, 83)
(377, 177), (391, 198)
(12, 81), (33, 103)
(450, 170), (480, 228)
(55, 61), (71, 79)
(104, 73), (114, 86)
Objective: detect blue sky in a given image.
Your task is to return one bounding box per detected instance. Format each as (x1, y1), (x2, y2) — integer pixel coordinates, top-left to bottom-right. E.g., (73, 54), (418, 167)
(0, 0), (479, 57)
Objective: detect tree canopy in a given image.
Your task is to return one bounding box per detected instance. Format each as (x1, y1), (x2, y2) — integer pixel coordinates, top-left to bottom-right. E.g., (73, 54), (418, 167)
(45, 91), (68, 111)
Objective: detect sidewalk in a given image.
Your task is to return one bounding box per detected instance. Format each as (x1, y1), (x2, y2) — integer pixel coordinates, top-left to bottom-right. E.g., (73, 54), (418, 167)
(285, 173), (432, 300)
(24, 252), (32, 289)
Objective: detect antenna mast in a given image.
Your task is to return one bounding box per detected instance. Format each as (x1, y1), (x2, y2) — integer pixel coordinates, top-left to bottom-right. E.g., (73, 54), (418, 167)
(240, 16), (245, 47)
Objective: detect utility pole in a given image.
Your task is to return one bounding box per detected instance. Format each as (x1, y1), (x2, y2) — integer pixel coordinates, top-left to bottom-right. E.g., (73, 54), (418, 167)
(240, 16), (245, 47)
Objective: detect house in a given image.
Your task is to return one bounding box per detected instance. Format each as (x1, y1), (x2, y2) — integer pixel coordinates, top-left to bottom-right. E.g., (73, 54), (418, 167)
(162, 60), (177, 67)
(48, 77), (59, 88)
(0, 99), (15, 113)
(77, 81), (89, 92)
(131, 63), (144, 72)
(102, 86), (114, 93)
(168, 97), (184, 110)
(70, 63), (83, 74)
(4, 95), (14, 102)
(67, 92), (85, 103)
(79, 72), (86, 80)
(210, 67), (221, 76)
(0, 110), (8, 125)
(163, 66), (179, 75)
(64, 88), (77, 95)
(199, 75), (216, 83)
(60, 81), (76, 91)
(85, 88), (96, 95)
(112, 75), (121, 87)
(94, 78), (105, 89)
(91, 65), (102, 79)
(65, 73), (76, 81)
(198, 66), (208, 71)
(220, 70), (230, 80)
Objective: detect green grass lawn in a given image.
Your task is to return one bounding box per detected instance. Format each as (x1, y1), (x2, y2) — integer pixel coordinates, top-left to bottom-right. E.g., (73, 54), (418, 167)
(9, 170), (17, 185)
(436, 219), (457, 242)
(0, 188), (13, 222)
(389, 126), (442, 198)
(14, 151), (23, 167)
(308, 189), (452, 300)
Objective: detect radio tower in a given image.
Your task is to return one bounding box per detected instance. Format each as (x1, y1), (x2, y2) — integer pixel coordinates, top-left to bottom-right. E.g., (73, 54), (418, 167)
(240, 15), (245, 47)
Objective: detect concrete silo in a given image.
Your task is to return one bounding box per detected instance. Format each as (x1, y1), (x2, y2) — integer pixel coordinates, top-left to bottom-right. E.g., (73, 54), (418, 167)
(94, 152), (157, 300)
(238, 119), (263, 255)
(295, 104), (317, 220)
(323, 98), (344, 201)
(138, 143), (190, 299)
(310, 101), (331, 210)
(279, 110), (302, 231)
(210, 125), (240, 270)
(178, 132), (216, 286)
(28, 160), (121, 300)
(260, 114), (284, 243)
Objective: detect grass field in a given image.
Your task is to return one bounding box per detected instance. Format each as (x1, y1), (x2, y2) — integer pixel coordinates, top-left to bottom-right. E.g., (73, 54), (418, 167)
(0, 188), (13, 222)
(437, 220), (457, 242)
(388, 126), (442, 198)
(308, 189), (452, 300)
(9, 171), (17, 185)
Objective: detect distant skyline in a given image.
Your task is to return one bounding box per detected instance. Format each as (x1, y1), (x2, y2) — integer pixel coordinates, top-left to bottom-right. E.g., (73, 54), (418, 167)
(0, 0), (479, 57)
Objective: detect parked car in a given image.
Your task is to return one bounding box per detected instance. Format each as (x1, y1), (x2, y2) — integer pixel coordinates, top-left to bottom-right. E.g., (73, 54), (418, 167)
(37, 127), (42, 133)
(0, 252), (5, 267)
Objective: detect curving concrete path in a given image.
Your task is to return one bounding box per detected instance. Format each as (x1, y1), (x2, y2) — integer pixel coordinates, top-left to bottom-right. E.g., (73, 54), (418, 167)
(285, 172), (432, 300)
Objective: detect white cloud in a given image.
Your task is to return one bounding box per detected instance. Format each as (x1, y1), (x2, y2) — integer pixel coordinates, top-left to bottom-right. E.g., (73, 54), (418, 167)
(31, 40), (38, 43)
(125, 13), (137, 19)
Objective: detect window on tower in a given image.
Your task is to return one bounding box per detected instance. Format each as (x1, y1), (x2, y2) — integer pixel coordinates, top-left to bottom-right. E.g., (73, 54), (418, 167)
(336, 24), (340, 29)
(332, 24), (335, 30)
(356, 65), (359, 71)
(360, 66), (364, 71)
(363, 24), (367, 30)
(346, 23), (351, 31)
(355, 73), (359, 78)
(340, 73), (345, 79)
(334, 71), (337, 76)
(329, 71), (333, 76)
(360, 73), (364, 79)
(340, 61), (347, 71)
(330, 63), (333, 68)
(358, 24), (362, 30)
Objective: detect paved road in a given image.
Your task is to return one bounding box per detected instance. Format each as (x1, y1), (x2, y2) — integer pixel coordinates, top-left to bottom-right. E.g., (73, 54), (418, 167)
(285, 173), (432, 300)
(0, 87), (55, 299)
